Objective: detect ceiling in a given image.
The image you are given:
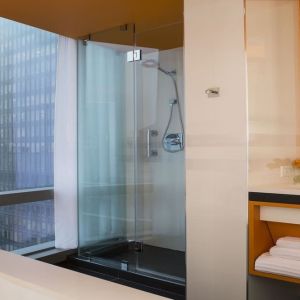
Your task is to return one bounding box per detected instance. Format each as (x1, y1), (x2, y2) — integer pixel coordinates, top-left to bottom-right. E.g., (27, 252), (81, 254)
(0, 0), (183, 38)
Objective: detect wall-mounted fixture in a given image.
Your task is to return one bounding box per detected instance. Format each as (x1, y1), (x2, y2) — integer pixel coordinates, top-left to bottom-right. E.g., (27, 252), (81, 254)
(163, 133), (184, 152)
(147, 129), (159, 157)
(127, 49), (142, 62)
(205, 87), (220, 98)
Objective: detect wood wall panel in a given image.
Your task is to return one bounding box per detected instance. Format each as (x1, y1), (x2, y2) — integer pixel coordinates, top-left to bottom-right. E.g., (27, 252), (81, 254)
(0, 0), (183, 38)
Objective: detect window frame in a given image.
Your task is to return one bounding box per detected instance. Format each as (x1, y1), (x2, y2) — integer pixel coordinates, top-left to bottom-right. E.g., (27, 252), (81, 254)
(0, 188), (54, 206)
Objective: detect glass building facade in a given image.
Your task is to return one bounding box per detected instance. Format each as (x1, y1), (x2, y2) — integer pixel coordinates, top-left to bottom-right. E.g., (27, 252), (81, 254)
(0, 18), (58, 251)
(0, 200), (54, 251)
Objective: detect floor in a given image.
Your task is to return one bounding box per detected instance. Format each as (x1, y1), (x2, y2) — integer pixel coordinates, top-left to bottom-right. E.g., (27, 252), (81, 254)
(99, 244), (186, 282)
(58, 243), (186, 300)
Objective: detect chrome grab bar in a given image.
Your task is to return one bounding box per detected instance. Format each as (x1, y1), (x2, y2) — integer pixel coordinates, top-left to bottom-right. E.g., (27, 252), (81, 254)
(146, 129), (158, 158)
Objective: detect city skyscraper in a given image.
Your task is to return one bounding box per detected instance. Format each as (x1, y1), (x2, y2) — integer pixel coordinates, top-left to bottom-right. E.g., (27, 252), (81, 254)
(0, 18), (58, 251)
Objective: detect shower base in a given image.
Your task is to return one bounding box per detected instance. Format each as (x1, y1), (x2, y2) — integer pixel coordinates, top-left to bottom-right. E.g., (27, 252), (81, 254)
(60, 242), (185, 299)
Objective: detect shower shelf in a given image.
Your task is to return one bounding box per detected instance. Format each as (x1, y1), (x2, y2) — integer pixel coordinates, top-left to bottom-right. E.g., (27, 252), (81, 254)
(249, 198), (300, 284)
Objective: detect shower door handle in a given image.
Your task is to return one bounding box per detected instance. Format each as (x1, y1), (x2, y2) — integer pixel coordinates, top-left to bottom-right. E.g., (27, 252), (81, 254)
(147, 129), (158, 158)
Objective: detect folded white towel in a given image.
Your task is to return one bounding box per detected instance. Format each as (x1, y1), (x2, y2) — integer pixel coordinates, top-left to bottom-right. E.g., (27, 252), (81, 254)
(276, 237), (300, 249)
(270, 246), (300, 261)
(255, 253), (300, 279)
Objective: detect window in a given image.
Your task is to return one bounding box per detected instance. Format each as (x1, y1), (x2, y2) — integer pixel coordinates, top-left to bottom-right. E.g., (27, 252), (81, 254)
(0, 198), (54, 252)
(0, 18), (58, 252)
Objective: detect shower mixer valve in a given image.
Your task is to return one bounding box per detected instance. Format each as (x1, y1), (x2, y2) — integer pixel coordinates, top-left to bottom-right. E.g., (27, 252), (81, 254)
(163, 133), (184, 152)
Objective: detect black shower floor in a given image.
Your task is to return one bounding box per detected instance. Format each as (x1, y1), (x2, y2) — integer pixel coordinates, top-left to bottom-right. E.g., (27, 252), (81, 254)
(98, 244), (186, 281)
(61, 243), (186, 299)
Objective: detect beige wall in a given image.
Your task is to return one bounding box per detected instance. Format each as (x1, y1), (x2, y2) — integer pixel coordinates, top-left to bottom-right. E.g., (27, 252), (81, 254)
(184, 0), (248, 299)
(247, 0), (300, 187)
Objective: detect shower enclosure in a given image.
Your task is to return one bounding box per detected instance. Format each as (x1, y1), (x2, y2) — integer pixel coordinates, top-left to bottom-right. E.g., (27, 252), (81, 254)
(77, 23), (185, 288)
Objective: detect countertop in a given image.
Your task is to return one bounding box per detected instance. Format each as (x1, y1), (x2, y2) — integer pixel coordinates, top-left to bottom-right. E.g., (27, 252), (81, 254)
(249, 184), (300, 204)
(0, 250), (166, 300)
(249, 184), (300, 196)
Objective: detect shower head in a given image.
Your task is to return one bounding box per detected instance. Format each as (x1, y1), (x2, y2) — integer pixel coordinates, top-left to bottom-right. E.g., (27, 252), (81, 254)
(141, 59), (159, 69)
(142, 59), (176, 76)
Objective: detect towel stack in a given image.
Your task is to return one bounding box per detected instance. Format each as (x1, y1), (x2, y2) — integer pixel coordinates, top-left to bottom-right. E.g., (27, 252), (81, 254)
(255, 237), (300, 279)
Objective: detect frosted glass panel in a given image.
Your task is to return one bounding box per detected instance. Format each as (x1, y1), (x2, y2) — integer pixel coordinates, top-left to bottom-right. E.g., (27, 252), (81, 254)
(133, 25), (185, 282)
(134, 47), (185, 251)
(77, 40), (135, 251)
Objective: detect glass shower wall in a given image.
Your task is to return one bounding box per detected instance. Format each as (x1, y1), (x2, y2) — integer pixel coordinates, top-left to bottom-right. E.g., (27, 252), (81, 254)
(77, 25), (136, 265)
(134, 22), (186, 282)
(77, 22), (186, 284)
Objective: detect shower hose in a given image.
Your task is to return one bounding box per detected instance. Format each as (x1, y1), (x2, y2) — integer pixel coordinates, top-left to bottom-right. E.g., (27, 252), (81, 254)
(162, 73), (185, 153)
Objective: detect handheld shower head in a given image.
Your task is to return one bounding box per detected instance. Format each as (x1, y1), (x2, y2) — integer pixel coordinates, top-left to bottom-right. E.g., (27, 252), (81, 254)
(141, 58), (184, 153)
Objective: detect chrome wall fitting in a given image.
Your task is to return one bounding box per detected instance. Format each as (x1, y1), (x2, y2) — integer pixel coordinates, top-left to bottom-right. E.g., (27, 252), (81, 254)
(147, 129), (159, 157)
(205, 87), (220, 97)
(163, 133), (184, 153)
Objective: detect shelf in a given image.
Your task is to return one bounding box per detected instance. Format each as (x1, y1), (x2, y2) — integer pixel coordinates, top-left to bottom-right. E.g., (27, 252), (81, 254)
(249, 269), (300, 285)
(248, 200), (300, 284)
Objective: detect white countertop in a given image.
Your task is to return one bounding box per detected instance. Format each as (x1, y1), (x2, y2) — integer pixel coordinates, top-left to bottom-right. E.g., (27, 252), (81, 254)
(249, 184), (300, 196)
(0, 250), (166, 300)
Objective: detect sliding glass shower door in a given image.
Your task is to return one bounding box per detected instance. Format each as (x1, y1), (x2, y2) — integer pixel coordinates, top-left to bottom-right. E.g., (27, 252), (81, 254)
(77, 25), (136, 266)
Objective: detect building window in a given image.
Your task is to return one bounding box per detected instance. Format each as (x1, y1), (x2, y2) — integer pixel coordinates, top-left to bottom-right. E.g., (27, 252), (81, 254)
(0, 199), (54, 252)
(0, 18), (58, 252)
